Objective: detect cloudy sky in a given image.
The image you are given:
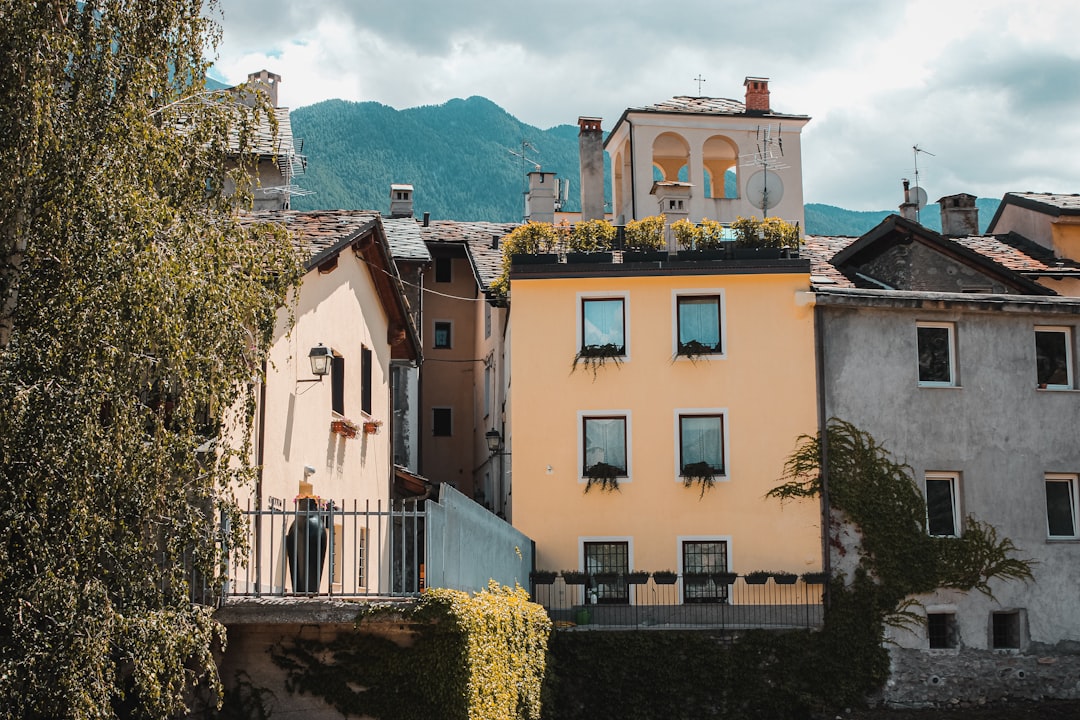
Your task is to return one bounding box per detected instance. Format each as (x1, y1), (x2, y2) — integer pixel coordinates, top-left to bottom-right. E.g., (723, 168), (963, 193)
(211, 0), (1080, 211)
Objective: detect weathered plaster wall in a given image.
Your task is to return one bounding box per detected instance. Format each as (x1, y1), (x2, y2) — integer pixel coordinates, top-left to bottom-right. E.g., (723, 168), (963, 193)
(856, 242), (1013, 294)
(819, 295), (1080, 653)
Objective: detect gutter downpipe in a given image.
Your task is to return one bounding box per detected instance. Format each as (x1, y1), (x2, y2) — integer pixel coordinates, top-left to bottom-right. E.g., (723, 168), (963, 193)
(814, 302), (831, 611)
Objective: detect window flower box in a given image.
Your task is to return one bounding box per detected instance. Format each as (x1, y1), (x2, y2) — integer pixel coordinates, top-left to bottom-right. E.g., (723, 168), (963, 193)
(627, 571), (650, 585)
(744, 571), (770, 585)
(652, 570), (678, 585)
(530, 570), (557, 585)
(331, 418), (359, 438)
(801, 572), (828, 585)
(363, 419), (382, 435)
(772, 571), (798, 585)
(560, 571), (587, 585)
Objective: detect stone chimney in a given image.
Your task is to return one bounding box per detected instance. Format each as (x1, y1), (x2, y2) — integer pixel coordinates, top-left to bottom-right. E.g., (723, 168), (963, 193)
(938, 193), (979, 236)
(744, 77), (770, 113)
(389, 184), (414, 218)
(525, 171), (556, 224)
(650, 181), (691, 251)
(899, 179), (920, 222)
(578, 117), (605, 221)
(247, 69), (281, 107)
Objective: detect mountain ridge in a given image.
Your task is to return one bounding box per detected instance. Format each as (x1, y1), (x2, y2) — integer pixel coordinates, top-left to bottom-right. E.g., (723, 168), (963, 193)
(289, 97), (998, 235)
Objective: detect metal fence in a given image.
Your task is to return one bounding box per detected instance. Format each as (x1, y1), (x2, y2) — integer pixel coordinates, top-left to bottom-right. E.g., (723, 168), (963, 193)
(532, 573), (825, 630)
(222, 498), (425, 598)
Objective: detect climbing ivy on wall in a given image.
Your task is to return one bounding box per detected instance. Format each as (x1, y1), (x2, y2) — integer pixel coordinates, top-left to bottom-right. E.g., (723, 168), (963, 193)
(272, 582), (551, 720)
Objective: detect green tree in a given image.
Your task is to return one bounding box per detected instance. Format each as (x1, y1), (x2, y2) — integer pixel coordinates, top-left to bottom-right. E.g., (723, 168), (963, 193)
(0, 2), (303, 717)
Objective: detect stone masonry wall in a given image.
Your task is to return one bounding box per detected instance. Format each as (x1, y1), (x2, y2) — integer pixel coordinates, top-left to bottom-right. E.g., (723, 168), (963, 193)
(884, 646), (1080, 709)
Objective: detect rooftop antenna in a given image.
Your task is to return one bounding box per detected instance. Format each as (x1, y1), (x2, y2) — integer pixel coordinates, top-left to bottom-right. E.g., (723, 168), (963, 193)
(739, 124), (789, 218)
(693, 74), (706, 96)
(912, 145), (935, 223)
(505, 139), (541, 220)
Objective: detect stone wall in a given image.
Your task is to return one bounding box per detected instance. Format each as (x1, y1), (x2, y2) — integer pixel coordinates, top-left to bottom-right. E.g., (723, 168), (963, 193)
(884, 645), (1080, 708)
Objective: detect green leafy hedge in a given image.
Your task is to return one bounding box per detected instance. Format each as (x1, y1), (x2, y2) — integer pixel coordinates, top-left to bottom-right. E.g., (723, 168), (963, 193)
(272, 582), (551, 720)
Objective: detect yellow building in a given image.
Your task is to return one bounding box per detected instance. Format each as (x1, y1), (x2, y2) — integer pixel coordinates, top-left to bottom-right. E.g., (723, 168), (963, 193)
(509, 255), (821, 602)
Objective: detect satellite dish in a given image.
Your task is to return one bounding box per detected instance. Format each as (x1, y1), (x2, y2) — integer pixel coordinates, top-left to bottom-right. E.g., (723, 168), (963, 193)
(910, 185), (928, 209)
(746, 170), (784, 211)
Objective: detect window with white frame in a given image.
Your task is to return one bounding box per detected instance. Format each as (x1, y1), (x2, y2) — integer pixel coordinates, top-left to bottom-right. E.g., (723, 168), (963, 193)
(582, 415), (627, 477)
(581, 297), (625, 353)
(675, 293), (723, 356)
(682, 539), (729, 604)
(1035, 327), (1073, 389)
(583, 541), (629, 604)
(917, 322), (957, 386)
(925, 472), (960, 537)
(678, 413), (725, 477)
(1045, 474), (1078, 539)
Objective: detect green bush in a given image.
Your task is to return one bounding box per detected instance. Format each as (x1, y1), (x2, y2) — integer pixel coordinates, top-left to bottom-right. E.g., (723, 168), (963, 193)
(273, 582), (551, 720)
(567, 219), (616, 252)
(623, 215), (666, 250)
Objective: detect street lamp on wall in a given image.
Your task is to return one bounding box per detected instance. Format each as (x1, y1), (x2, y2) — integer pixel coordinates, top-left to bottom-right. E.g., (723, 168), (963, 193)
(485, 429), (503, 455)
(299, 344), (333, 383)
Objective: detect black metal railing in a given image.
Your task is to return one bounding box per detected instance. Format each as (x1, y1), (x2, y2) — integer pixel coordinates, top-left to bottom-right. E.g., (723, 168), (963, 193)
(221, 498), (426, 598)
(531, 572), (825, 630)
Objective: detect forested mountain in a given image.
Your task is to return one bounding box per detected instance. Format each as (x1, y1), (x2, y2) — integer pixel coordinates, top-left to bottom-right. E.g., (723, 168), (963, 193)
(289, 97), (998, 235)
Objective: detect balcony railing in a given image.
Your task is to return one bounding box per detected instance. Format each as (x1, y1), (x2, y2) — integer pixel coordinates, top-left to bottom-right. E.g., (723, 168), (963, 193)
(221, 498), (425, 599)
(532, 573), (824, 630)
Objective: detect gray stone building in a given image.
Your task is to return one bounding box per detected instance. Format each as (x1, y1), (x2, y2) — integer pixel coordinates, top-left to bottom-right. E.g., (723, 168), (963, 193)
(805, 202), (1080, 705)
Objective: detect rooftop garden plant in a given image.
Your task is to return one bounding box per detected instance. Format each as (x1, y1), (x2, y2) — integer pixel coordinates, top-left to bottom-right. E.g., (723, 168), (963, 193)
(731, 215), (800, 249)
(623, 214), (666, 250)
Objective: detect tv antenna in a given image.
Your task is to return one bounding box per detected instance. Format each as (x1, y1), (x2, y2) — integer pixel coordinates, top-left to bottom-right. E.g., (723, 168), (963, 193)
(693, 74), (706, 95)
(739, 125), (789, 216)
(912, 145), (934, 223)
(505, 140), (541, 218)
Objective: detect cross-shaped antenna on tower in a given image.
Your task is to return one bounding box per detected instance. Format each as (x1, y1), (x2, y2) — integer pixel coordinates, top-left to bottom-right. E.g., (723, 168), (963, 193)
(912, 145), (935, 223)
(693, 74), (706, 96)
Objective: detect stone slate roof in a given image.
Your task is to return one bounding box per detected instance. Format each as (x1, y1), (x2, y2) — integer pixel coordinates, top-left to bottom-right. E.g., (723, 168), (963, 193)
(244, 209), (382, 267)
(420, 220), (519, 289)
(1003, 192), (1080, 214)
(382, 217), (431, 262)
(625, 96), (810, 120)
(801, 235), (858, 287)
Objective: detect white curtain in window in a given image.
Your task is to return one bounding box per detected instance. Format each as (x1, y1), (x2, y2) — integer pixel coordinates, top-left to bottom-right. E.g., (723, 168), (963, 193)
(585, 417), (626, 471)
(583, 299), (624, 347)
(681, 415), (723, 470)
(678, 297), (719, 348)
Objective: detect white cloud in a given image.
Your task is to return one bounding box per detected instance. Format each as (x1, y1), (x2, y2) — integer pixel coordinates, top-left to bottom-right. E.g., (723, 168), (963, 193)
(214, 0), (1080, 210)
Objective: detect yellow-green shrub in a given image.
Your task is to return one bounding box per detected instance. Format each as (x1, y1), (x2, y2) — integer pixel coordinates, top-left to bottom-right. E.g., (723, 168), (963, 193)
(624, 215), (666, 250)
(567, 219), (616, 252)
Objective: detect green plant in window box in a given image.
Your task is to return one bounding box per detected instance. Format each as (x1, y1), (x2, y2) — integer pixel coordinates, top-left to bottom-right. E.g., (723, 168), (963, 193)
(681, 460), (719, 498)
(572, 343), (623, 379)
(676, 339), (721, 363)
(801, 571), (828, 585)
(772, 570), (798, 585)
(583, 461), (622, 493)
(744, 570), (770, 585)
(627, 570), (650, 584)
(560, 570), (587, 585)
(530, 570), (557, 585)
(652, 570), (678, 585)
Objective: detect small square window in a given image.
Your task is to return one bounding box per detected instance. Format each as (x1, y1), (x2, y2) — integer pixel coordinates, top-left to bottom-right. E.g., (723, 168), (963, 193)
(581, 298), (625, 353)
(1045, 474), (1078, 539)
(676, 295), (723, 356)
(925, 473), (959, 537)
(679, 414), (725, 476)
(1035, 327), (1072, 389)
(927, 612), (958, 649)
(917, 322), (956, 386)
(435, 256), (452, 283)
(582, 416), (627, 476)
(433, 321), (452, 349)
(433, 407), (452, 437)
(992, 611), (1021, 650)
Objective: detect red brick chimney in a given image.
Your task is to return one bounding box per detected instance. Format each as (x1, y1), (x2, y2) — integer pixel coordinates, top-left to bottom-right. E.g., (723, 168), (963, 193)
(744, 76), (770, 113)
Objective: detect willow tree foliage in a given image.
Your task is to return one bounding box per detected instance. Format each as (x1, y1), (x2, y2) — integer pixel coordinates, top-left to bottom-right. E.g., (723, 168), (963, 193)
(0, 1), (303, 717)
